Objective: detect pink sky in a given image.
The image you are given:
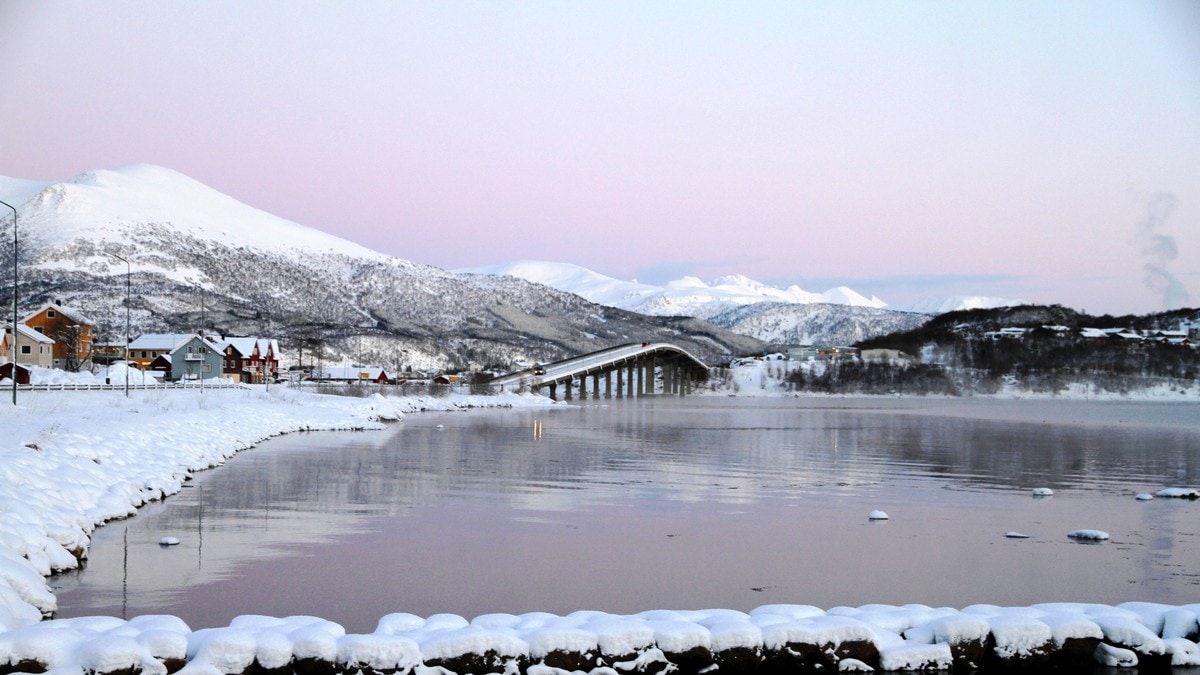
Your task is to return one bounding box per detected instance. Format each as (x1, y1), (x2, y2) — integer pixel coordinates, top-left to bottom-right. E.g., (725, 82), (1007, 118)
(2, 1), (1198, 314)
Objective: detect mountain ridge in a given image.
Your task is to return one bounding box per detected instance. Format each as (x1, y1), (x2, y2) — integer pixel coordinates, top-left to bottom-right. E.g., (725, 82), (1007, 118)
(1, 165), (765, 370)
(457, 260), (1022, 318)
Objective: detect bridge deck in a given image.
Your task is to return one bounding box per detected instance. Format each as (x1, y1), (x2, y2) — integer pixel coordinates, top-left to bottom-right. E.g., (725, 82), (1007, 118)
(489, 342), (708, 391)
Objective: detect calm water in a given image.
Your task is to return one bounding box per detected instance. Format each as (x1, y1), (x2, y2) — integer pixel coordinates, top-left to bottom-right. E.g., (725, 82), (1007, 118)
(51, 397), (1200, 633)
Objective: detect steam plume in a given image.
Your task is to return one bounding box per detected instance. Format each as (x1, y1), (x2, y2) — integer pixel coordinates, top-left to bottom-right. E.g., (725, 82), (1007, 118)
(1136, 192), (1191, 310)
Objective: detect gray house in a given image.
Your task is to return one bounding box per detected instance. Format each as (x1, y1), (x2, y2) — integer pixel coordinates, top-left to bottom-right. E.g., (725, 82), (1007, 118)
(168, 334), (224, 382)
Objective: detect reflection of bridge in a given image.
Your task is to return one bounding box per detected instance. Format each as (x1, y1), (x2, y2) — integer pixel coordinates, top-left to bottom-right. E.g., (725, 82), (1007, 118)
(488, 343), (709, 400)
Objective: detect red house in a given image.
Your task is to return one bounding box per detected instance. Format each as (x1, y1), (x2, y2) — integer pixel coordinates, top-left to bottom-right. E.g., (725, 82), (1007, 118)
(219, 337), (281, 383)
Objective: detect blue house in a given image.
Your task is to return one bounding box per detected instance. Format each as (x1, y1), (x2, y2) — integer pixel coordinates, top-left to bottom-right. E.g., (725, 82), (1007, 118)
(168, 334), (224, 382)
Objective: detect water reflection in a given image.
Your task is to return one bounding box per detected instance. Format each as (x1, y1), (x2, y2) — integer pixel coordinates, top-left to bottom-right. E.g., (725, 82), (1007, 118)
(51, 398), (1200, 633)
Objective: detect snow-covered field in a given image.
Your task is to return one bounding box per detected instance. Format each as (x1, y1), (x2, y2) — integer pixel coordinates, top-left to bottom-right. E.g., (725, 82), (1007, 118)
(3, 365), (1200, 673)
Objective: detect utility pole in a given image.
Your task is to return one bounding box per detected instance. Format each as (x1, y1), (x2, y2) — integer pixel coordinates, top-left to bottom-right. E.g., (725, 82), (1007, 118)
(1, 198), (17, 405)
(107, 253), (131, 397)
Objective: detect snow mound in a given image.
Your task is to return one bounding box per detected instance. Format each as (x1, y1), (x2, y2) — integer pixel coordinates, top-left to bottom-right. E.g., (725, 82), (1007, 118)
(1156, 487), (1199, 499)
(1067, 529), (1110, 541)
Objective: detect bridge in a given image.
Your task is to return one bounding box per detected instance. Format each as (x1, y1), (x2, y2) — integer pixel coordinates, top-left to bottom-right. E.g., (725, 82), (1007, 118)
(488, 342), (710, 400)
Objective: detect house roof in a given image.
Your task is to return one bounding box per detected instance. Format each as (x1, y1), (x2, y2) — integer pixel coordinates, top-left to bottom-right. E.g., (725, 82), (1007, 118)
(3, 323), (55, 344)
(168, 335), (223, 356)
(220, 337), (280, 357)
(24, 302), (94, 326)
(128, 333), (202, 351)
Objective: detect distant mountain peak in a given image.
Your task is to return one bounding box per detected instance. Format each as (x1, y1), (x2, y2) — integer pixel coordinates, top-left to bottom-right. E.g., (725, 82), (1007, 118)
(458, 261), (890, 318)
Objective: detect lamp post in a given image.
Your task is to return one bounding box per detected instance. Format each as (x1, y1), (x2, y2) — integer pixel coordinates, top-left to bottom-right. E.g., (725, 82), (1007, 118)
(1, 198), (16, 406)
(106, 252), (131, 397)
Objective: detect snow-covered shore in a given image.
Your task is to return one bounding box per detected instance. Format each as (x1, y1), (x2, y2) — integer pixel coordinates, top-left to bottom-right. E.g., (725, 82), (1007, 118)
(3, 370), (1200, 673)
(0, 380), (558, 633)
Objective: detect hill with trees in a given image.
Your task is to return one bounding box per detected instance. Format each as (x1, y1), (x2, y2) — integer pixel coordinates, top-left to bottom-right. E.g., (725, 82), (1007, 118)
(783, 305), (1200, 396)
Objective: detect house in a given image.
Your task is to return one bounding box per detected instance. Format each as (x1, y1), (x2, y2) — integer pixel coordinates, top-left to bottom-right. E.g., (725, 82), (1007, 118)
(786, 345), (819, 361)
(311, 366), (390, 384)
(127, 334), (201, 369)
(984, 327), (1030, 340)
(219, 337), (281, 383)
(1, 323), (55, 368)
(168, 334), (224, 382)
(22, 301), (95, 369)
(91, 341), (127, 366)
(816, 346), (860, 360)
(860, 348), (914, 362)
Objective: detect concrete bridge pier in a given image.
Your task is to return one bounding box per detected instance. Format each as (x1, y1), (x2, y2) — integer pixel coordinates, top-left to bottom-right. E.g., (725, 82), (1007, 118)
(592, 372), (601, 400)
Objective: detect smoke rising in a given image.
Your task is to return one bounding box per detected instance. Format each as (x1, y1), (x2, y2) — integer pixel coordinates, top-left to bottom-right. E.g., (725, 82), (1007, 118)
(1136, 192), (1191, 310)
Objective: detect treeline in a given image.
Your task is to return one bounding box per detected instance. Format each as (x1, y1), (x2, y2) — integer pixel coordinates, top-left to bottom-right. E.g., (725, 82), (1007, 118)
(783, 304), (1200, 395)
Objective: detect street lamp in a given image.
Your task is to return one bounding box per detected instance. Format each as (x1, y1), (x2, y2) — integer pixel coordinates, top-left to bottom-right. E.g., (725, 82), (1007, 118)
(106, 252), (131, 397)
(1, 198), (16, 406)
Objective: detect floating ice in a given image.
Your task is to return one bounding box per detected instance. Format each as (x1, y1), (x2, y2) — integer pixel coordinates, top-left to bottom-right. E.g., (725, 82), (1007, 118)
(159, 537), (180, 546)
(868, 510), (889, 520)
(1135, 493), (1154, 501)
(1156, 487), (1199, 499)
(1005, 532), (1030, 539)
(1067, 529), (1109, 541)
(1031, 487), (1053, 497)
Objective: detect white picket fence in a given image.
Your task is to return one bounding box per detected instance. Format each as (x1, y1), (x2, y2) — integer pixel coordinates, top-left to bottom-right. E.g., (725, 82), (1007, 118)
(16, 381), (247, 392)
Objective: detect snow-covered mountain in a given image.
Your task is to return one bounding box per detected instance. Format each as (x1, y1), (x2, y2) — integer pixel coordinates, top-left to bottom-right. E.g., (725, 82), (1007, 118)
(459, 261), (888, 319)
(706, 302), (930, 347)
(456, 261), (1027, 345)
(459, 260), (1025, 317)
(0, 166), (765, 369)
(887, 295), (1029, 315)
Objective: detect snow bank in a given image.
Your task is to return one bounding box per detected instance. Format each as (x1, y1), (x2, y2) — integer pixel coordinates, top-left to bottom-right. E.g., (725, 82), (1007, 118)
(2, 603), (1199, 673)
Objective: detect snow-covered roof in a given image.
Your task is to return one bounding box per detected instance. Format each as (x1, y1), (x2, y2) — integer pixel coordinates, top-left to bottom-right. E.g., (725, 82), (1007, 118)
(3, 322), (55, 344)
(128, 333), (201, 351)
(168, 335), (222, 355)
(23, 302), (94, 325)
(220, 337), (280, 357)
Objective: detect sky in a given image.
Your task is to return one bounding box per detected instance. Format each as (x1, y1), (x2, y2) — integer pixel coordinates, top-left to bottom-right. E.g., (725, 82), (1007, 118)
(1, 1), (1198, 315)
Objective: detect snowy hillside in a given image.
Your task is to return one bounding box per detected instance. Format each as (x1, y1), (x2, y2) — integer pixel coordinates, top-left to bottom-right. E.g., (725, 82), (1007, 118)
(0, 166), (765, 369)
(707, 302), (931, 347)
(890, 295), (1029, 314)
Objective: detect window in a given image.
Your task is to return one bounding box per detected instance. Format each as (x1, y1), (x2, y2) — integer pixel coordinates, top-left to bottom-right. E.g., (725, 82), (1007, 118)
(34, 326), (44, 333)
(47, 310), (56, 318)
(21, 345), (31, 355)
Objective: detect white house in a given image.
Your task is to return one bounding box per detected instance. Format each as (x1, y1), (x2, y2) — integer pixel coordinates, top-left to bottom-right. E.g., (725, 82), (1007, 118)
(1, 323), (55, 368)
